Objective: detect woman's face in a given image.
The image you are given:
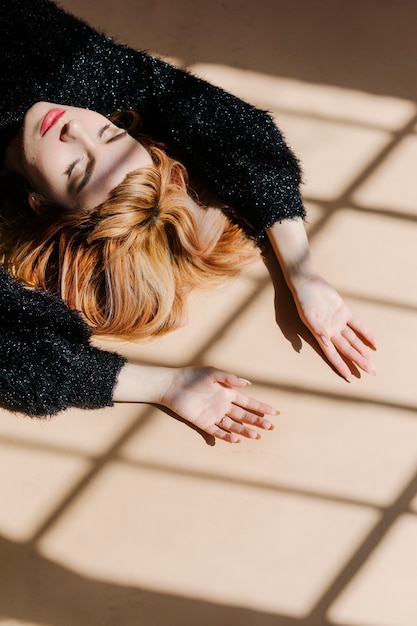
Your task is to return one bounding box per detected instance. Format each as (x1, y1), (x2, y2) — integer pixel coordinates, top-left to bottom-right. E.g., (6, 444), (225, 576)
(7, 102), (153, 209)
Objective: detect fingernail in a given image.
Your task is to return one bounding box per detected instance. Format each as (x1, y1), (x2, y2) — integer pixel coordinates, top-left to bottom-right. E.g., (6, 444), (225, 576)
(345, 375), (352, 383)
(239, 378), (252, 385)
(321, 335), (329, 347)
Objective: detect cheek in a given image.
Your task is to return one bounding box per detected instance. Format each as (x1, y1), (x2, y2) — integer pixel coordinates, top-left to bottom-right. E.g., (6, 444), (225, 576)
(26, 164), (62, 201)
(28, 150), (65, 189)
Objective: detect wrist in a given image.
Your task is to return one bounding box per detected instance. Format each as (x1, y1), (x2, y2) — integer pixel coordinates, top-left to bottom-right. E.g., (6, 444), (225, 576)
(286, 263), (320, 296)
(113, 363), (175, 405)
(282, 254), (316, 284)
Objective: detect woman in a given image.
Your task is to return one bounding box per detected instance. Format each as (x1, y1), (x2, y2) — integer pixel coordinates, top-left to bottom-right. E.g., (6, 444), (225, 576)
(2, 105), (259, 339)
(0, 0), (375, 443)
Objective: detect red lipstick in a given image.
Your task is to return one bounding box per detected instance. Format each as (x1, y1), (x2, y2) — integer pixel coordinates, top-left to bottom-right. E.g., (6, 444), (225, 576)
(40, 108), (65, 136)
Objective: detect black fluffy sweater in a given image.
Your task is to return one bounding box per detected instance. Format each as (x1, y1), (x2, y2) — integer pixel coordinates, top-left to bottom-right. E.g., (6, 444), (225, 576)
(0, 0), (305, 416)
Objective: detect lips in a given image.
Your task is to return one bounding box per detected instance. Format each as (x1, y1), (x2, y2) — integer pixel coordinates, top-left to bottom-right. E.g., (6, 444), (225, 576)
(40, 108), (65, 136)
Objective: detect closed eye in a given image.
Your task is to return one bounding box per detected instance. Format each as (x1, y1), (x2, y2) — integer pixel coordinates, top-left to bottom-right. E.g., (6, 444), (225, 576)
(65, 157), (82, 179)
(98, 123), (127, 143)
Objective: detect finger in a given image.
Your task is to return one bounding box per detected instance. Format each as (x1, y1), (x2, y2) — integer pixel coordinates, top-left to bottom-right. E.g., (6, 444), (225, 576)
(333, 333), (375, 375)
(208, 368), (252, 388)
(348, 316), (378, 349)
(339, 327), (376, 374)
(205, 423), (240, 444)
(228, 405), (275, 430)
(232, 394), (280, 417)
(317, 338), (353, 381)
(220, 416), (261, 440)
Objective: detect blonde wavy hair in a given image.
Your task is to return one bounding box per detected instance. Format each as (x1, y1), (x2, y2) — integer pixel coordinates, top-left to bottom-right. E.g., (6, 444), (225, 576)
(0, 112), (258, 339)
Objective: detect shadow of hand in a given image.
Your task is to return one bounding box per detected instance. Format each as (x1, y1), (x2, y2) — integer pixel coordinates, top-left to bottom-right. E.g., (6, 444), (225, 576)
(262, 241), (316, 352)
(152, 404), (216, 446)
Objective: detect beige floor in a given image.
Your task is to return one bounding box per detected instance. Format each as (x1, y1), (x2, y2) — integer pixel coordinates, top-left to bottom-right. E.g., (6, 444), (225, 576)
(1, 2), (417, 625)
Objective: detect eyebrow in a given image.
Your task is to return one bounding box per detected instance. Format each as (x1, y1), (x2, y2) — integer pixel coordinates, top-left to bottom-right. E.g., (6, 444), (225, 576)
(76, 131), (128, 193)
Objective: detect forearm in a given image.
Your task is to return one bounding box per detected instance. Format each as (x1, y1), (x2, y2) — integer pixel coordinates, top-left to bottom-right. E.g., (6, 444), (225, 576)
(266, 218), (317, 292)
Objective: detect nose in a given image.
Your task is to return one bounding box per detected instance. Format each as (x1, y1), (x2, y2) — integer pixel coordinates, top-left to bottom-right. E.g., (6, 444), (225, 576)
(60, 119), (88, 142)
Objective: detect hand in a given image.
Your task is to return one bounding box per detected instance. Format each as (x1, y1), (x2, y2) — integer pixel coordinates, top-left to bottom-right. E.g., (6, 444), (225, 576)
(266, 218), (377, 381)
(160, 367), (278, 443)
(291, 272), (377, 381)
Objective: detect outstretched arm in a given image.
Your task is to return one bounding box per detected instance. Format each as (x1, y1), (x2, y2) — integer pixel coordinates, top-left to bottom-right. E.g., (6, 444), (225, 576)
(1, 259), (277, 435)
(266, 218), (377, 380)
(114, 363), (277, 443)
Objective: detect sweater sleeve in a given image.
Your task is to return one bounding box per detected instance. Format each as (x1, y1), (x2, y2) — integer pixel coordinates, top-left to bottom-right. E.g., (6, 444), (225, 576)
(1, 0), (304, 238)
(0, 267), (126, 417)
(103, 47), (306, 238)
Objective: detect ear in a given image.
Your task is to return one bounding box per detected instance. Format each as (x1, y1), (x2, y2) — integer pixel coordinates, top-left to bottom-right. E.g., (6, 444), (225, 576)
(27, 192), (42, 215)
